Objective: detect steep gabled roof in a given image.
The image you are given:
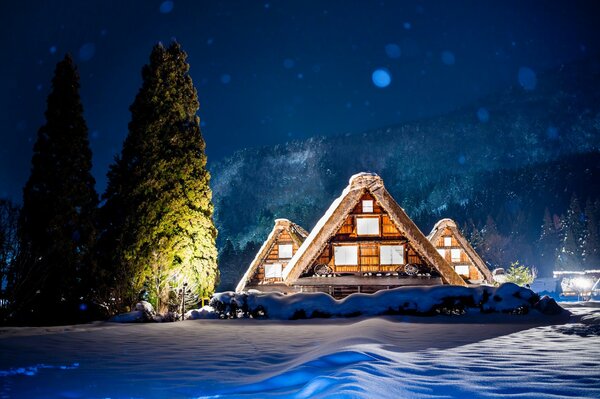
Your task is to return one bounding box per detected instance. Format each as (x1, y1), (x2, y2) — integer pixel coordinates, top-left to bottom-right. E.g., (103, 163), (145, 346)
(282, 173), (466, 286)
(427, 218), (494, 283)
(235, 219), (308, 292)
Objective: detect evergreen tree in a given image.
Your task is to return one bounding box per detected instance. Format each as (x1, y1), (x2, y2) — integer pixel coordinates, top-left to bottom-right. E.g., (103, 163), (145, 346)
(15, 55), (98, 323)
(537, 208), (560, 276)
(583, 199), (600, 268)
(101, 42), (218, 313)
(0, 199), (20, 312)
(556, 195), (585, 270)
(479, 215), (511, 269)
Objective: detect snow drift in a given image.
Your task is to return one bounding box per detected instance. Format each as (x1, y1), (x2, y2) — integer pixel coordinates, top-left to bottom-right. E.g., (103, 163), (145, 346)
(189, 283), (565, 320)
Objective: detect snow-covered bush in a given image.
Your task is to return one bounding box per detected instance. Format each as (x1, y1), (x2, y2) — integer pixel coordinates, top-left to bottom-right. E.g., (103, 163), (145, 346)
(109, 301), (175, 323)
(203, 283), (562, 320)
(503, 262), (537, 286)
(185, 306), (219, 320)
(109, 301), (156, 323)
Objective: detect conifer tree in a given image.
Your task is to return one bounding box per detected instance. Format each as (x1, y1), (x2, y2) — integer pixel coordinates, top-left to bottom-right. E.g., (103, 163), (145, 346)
(15, 55), (98, 322)
(101, 42), (218, 313)
(537, 208), (560, 275)
(583, 199), (600, 268)
(556, 195), (585, 270)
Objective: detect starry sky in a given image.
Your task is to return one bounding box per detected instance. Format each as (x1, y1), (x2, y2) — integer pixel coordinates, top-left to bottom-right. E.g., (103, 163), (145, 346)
(1, 1), (599, 201)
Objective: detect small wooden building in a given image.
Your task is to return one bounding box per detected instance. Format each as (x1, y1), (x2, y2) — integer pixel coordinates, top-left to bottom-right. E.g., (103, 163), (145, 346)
(236, 173), (466, 297)
(427, 218), (494, 284)
(235, 219), (309, 292)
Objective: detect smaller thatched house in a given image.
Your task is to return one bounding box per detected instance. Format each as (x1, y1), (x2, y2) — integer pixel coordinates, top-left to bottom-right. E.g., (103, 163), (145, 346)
(427, 218), (493, 284)
(235, 219), (309, 292)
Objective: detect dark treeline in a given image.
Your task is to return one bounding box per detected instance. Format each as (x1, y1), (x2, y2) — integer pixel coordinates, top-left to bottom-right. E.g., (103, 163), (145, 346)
(0, 42), (218, 326)
(413, 152), (600, 277)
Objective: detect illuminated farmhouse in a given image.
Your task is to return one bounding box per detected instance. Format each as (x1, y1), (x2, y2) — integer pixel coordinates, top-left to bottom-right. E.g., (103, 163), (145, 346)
(236, 173), (478, 298)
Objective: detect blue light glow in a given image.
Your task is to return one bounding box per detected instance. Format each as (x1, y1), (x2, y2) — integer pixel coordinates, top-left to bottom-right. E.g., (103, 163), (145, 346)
(441, 51), (455, 65)
(283, 58), (295, 69)
(477, 107), (490, 123)
(49, 46), (57, 55)
(547, 126), (559, 140)
(372, 68), (391, 88)
(518, 67), (537, 91)
(221, 74), (231, 84)
(384, 43), (401, 59)
(78, 43), (96, 61)
(159, 1), (174, 14)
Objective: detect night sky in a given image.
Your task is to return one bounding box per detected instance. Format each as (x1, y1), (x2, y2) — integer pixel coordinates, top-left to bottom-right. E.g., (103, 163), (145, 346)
(1, 1), (599, 201)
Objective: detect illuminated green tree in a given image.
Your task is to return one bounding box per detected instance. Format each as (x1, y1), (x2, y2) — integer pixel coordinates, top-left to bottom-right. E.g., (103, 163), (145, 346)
(101, 42), (218, 313)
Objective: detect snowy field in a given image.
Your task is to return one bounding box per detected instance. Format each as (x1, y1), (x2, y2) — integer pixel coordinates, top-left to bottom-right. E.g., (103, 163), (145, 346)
(1, 305), (599, 399)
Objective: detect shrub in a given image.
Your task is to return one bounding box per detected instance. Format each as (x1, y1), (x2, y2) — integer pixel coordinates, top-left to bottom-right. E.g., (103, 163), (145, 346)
(504, 261), (537, 286)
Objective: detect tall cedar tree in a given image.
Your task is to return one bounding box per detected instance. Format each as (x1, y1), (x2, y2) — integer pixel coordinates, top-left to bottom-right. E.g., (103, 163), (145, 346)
(101, 42), (218, 313)
(556, 195), (585, 270)
(583, 199), (600, 268)
(16, 55), (98, 323)
(537, 208), (560, 276)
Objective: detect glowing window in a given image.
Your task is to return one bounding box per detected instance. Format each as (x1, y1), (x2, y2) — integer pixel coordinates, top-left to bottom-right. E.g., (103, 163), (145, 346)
(451, 249), (461, 262)
(444, 236), (452, 247)
(454, 265), (470, 277)
(380, 245), (404, 265)
(357, 218), (379, 235)
(264, 263), (282, 279)
(437, 249), (446, 259)
(279, 244), (293, 259)
(334, 245), (358, 265)
(362, 200), (374, 213)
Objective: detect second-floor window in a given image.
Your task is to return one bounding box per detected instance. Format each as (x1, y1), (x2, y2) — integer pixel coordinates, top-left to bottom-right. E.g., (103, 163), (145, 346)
(357, 217), (379, 235)
(279, 244), (293, 259)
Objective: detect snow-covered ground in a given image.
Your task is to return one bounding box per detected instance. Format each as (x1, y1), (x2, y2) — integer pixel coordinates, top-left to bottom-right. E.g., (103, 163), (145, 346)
(1, 305), (599, 398)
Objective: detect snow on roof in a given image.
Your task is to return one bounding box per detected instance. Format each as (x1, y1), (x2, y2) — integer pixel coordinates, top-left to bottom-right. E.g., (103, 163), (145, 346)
(236, 218), (308, 292)
(283, 172), (466, 286)
(427, 218), (494, 283)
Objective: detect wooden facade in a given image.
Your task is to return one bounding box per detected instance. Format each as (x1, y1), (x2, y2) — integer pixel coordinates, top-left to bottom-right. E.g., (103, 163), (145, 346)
(427, 218), (494, 284)
(306, 192), (434, 277)
(236, 173), (467, 297)
(235, 219), (308, 292)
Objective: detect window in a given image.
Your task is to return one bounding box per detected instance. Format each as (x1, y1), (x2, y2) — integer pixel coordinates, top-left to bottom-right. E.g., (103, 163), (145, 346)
(264, 263), (282, 279)
(451, 249), (461, 262)
(454, 265), (470, 277)
(362, 200), (374, 213)
(380, 245), (404, 265)
(444, 236), (452, 247)
(278, 244), (293, 259)
(437, 249), (446, 259)
(356, 217), (379, 235)
(334, 245), (358, 265)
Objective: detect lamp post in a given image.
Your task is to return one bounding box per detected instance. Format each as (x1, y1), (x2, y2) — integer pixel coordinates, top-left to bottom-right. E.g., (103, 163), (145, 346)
(181, 281), (188, 317)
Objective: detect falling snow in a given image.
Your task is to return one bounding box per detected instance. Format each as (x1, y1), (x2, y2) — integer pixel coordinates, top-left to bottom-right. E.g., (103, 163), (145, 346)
(371, 68), (391, 88)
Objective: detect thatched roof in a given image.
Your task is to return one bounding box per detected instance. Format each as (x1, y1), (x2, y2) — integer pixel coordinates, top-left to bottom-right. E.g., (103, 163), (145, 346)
(427, 218), (494, 283)
(235, 219), (308, 292)
(282, 173), (467, 286)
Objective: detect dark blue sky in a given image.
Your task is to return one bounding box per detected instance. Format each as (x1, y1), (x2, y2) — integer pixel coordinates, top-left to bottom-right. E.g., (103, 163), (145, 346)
(1, 1), (599, 201)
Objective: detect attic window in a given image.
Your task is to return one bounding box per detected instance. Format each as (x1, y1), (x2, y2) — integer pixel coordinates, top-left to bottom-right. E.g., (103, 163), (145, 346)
(454, 265), (470, 277)
(264, 263), (283, 279)
(380, 245), (404, 265)
(362, 200), (374, 213)
(451, 248), (461, 262)
(356, 217), (379, 235)
(444, 236), (452, 247)
(437, 249), (446, 259)
(279, 244), (293, 259)
(334, 245), (358, 265)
